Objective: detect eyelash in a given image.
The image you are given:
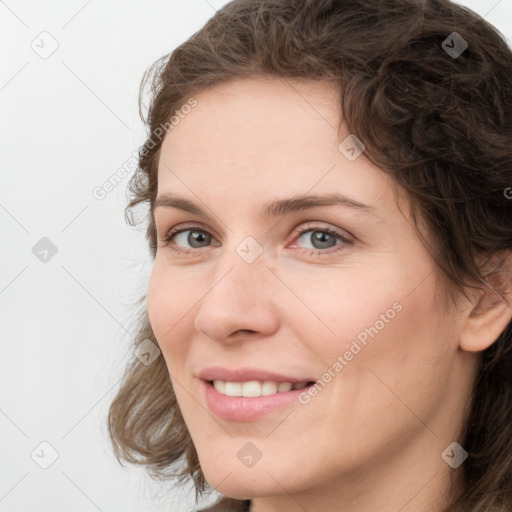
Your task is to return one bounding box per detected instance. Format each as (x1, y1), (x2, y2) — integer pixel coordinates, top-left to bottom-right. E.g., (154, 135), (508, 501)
(159, 222), (353, 257)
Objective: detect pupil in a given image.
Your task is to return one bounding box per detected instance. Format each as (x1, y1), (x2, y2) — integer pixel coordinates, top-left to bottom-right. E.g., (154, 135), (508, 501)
(189, 231), (208, 248)
(312, 231), (336, 249)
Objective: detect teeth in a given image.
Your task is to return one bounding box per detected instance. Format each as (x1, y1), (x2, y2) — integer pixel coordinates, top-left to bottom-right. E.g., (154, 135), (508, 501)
(261, 381), (278, 396)
(277, 382), (293, 392)
(212, 380), (310, 397)
(243, 381), (263, 397)
(224, 382), (242, 396)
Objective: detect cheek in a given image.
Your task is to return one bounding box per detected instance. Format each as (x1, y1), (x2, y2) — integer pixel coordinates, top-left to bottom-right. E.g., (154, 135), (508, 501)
(325, 275), (453, 430)
(285, 262), (409, 355)
(146, 265), (169, 339)
(146, 262), (192, 365)
(292, 258), (452, 407)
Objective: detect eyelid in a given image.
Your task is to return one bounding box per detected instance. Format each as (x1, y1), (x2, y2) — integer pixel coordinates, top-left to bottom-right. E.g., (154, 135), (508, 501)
(292, 221), (354, 243)
(159, 221), (218, 242)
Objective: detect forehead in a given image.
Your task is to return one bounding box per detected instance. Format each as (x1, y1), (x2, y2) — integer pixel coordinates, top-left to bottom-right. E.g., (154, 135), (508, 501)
(161, 76), (341, 165)
(156, 76), (402, 219)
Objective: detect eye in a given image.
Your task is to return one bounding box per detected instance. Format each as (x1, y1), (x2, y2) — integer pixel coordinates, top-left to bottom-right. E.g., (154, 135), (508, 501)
(159, 223), (215, 255)
(290, 222), (352, 255)
(158, 221), (353, 256)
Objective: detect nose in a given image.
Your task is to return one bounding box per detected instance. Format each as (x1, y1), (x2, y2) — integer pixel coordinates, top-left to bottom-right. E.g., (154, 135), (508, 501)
(193, 250), (280, 343)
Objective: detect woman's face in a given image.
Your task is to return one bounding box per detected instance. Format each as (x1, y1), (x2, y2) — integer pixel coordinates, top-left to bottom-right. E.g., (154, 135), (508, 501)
(147, 77), (475, 509)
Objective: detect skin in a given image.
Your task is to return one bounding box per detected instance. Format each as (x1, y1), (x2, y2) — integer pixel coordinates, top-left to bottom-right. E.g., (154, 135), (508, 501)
(146, 76), (512, 512)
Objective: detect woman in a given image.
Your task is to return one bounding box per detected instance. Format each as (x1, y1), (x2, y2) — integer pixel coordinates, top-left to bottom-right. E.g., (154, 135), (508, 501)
(108, 0), (512, 510)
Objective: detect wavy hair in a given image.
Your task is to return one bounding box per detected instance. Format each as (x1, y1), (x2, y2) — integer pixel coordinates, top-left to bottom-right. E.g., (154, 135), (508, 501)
(108, 0), (512, 510)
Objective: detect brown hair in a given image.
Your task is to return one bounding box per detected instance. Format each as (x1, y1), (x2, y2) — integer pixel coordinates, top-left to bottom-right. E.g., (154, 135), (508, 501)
(108, 0), (512, 510)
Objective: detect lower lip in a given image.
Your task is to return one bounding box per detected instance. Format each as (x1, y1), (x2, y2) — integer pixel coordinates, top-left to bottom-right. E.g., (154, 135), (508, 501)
(202, 380), (312, 422)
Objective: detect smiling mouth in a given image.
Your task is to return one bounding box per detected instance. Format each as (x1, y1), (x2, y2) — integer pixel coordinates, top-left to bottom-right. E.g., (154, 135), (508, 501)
(207, 379), (316, 397)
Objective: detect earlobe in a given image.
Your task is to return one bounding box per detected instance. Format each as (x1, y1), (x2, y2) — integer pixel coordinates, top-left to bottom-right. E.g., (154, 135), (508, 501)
(459, 265), (512, 353)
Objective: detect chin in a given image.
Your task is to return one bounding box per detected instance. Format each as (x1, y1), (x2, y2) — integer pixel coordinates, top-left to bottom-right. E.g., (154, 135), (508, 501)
(208, 478), (278, 501)
(201, 456), (306, 499)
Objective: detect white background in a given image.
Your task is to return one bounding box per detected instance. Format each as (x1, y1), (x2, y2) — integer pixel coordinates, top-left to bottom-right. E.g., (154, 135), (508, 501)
(1, 1), (511, 511)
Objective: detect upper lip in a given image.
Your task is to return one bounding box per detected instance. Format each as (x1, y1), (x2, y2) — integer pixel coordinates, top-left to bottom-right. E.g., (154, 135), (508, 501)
(197, 366), (315, 383)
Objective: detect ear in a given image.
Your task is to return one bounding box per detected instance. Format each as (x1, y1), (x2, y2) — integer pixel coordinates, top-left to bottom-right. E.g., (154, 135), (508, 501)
(459, 252), (512, 352)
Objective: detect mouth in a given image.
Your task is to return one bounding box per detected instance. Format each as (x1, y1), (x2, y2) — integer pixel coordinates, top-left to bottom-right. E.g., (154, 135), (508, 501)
(197, 367), (318, 420)
(201, 378), (318, 421)
(205, 379), (316, 397)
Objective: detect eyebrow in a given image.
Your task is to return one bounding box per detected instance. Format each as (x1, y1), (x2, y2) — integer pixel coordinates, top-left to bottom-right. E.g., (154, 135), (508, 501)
(153, 192), (379, 218)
